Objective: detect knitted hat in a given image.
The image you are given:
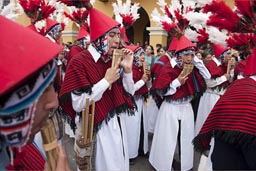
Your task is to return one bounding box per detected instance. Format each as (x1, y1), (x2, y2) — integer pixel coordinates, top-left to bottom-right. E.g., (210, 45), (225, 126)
(243, 47), (256, 77)
(0, 16), (62, 95)
(77, 27), (90, 41)
(89, 8), (120, 42)
(168, 37), (179, 51)
(213, 44), (229, 58)
(175, 36), (197, 54)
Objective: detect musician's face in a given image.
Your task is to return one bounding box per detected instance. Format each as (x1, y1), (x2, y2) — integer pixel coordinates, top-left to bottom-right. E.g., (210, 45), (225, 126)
(107, 28), (121, 56)
(182, 53), (194, 65)
(138, 52), (145, 66)
(27, 83), (58, 144)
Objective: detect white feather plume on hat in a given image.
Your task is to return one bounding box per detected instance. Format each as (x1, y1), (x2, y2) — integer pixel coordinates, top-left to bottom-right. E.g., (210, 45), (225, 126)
(207, 26), (228, 47)
(112, 0), (140, 28)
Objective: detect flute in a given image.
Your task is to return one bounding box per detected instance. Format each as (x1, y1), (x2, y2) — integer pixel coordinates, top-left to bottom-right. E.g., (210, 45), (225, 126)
(109, 49), (124, 90)
(180, 63), (194, 77)
(41, 119), (58, 171)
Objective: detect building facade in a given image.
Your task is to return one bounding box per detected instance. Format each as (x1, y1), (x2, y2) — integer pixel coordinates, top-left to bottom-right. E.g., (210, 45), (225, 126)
(11, 0), (234, 51)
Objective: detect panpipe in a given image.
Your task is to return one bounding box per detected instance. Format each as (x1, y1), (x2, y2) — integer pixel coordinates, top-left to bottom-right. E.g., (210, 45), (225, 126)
(180, 63), (194, 77)
(75, 98), (96, 171)
(109, 49), (124, 90)
(41, 119), (58, 171)
(143, 61), (149, 73)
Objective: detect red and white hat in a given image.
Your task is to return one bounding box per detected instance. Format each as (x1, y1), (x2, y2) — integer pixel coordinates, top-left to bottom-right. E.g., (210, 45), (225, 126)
(175, 36), (197, 54)
(0, 16), (62, 95)
(243, 47), (256, 77)
(213, 44), (229, 58)
(89, 8), (120, 42)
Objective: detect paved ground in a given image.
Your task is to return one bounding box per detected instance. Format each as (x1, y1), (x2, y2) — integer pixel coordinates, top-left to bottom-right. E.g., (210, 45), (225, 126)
(63, 133), (201, 171)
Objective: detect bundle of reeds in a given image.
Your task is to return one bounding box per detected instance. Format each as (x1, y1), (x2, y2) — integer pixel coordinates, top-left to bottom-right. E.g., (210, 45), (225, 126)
(109, 49), (124, 90)
(41, 118), (58, 171)
(181, 63), (194, 77)
(75, 98), (95, 171)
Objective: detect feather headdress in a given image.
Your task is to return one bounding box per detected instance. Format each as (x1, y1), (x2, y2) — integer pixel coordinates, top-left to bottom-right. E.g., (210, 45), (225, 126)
(204, 0), (256, 53)
(57, 0), (94, 8)
(112, 0), (140, 28)
(19, 0), (56, 24)
(151, 0), (200, 40)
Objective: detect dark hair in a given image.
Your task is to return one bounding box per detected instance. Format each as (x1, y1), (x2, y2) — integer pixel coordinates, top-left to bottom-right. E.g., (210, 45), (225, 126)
(146, 45), (155, 55)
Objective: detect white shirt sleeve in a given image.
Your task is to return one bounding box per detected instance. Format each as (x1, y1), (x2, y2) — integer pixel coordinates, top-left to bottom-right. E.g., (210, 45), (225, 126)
(206, 75), (227, 88)
(123, 72), (135, 95)
(134, 80), (145, 92)
(71, 78), (109, 112)
(164, 78), (181, 96)
(193, 56), (211, 79)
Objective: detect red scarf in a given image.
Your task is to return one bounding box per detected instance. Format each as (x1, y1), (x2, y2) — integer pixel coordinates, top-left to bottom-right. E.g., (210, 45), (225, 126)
(59, 50), (135, 131)
(132, 64), (148, 99)
(194, 78), (256, 152)
(151, 55), (170, 76)
(151, 62), (205, 101)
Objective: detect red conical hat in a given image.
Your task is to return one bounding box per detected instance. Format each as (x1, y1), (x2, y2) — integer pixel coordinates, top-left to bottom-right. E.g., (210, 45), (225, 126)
(168, 37), (179, 51)
(89, 8), (120, 42)
(175, 35), (197, 54)
(213, 44), (229, 58)
(120, 27), (129, 43)
(77, 27), (90, 40)
(45, 18), (59, 34)
(0, 16), (63, 95)
(125, 45), (139, 52)
(243, 47), (256, 77)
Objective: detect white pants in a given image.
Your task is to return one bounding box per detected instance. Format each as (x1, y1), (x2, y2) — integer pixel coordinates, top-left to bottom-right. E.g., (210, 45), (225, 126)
(149, 101), (194, 171)
(124, 98), (148, 158)
(95, 114), (129, 171)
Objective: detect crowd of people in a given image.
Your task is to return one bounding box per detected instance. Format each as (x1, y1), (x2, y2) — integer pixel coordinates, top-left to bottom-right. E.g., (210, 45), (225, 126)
(1, 0), (256, 171)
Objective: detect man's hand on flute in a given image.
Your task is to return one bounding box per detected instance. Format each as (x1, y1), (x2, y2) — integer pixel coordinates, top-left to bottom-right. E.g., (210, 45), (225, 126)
(120, 48), (133, 73)
(104, 65), (120, 85)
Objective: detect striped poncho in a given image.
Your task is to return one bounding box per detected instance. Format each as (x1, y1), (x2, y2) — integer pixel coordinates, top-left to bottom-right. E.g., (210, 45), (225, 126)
(59, 50), (135, 131)
(193, 77), (256, 152)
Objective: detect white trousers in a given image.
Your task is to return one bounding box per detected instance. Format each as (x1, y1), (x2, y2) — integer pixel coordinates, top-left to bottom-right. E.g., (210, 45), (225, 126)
(149, 101), (194, 171)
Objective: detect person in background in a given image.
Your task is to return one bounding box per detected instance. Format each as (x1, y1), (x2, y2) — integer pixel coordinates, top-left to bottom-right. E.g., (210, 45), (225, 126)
(196, 50), (203, 60)
(202, 50), (213, 64)
(65, 27), (90, 66)
(144, 45), (155, 69)
(154, 47), (166, 63)
(124, 45), (150, 164)
(0, 16), (70, 171)
(195, 44), (235, 135)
